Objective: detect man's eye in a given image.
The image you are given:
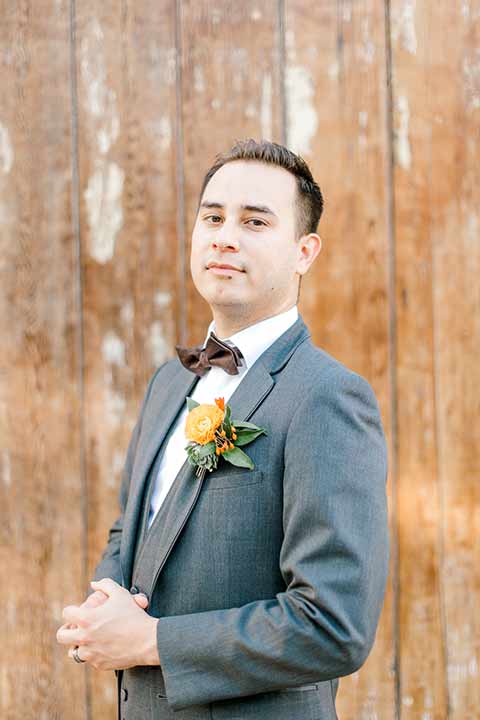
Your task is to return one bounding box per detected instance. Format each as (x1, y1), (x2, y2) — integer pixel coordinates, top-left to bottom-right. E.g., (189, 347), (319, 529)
(246, 218), (266, 227)
(205, 215), (223, 223)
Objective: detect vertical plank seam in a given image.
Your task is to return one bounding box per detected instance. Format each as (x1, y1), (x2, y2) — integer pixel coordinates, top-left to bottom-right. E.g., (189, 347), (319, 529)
(69, 1), (91, 718)
(277, 0), (287, 146)
(383, 0), (401, 717)
(174, 0), (187, 345)
(428, 31), (451, 720)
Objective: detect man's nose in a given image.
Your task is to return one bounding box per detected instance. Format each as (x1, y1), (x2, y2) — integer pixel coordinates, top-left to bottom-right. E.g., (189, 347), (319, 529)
(211, 221), (240, 250)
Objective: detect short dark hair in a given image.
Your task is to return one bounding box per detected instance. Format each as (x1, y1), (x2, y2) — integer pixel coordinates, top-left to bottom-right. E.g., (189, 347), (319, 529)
(196, 138), (324, 241)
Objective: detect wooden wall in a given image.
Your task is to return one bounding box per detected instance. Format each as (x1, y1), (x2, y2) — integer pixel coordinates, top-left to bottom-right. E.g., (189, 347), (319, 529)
(1, 2), (478, 718)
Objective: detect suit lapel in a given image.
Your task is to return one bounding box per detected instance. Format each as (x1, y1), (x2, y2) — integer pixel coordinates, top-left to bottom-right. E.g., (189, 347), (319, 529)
(120, 368), (200, 586)
(120, 313), (311, 588)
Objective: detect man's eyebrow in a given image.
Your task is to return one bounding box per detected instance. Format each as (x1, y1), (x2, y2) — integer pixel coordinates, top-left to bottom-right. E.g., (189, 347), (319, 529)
(199, 201), (278, 218)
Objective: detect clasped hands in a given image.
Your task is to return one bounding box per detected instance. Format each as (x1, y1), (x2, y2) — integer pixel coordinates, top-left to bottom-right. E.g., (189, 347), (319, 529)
(56, 578), (160, 670)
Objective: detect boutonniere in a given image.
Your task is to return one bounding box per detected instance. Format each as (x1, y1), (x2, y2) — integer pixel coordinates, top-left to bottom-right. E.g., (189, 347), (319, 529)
(184, 396), (267, 480)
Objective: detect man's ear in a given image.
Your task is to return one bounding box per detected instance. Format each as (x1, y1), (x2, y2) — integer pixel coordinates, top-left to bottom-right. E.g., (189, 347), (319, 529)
(297, 232), (322, 275)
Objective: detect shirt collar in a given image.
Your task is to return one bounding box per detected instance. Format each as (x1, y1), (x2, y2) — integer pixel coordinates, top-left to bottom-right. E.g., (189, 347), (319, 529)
(203, 305), (299, 371)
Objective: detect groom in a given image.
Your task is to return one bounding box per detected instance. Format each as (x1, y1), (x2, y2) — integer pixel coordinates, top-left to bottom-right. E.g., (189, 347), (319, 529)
(56, 139), (389, 719)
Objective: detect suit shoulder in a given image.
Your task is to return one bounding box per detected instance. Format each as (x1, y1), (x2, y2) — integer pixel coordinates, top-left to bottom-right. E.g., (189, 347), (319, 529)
(148, 355), (184, 387)
(293, 338), (375, 394)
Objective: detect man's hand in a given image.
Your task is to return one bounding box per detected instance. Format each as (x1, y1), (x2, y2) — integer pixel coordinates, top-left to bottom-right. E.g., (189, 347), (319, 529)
(64, 587), (149, 627)
(56, 578), (159, 670)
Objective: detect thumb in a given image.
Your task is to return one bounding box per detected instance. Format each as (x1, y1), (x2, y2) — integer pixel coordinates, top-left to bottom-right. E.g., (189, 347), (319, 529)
(90, 578), (123, 598)
(133, 593), (149, 609)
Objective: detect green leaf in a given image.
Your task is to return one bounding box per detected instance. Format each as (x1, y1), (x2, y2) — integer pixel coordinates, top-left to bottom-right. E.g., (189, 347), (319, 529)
(195, 441), (216, 458)
(222, 446), (254, 469)
(232, 429), (266, 446)
(186, 396), (200, 411)
(232, 421), (267, 433)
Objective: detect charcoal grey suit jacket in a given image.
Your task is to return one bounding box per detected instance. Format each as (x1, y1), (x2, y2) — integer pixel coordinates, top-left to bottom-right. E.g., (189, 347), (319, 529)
(91, 313), (390, 719)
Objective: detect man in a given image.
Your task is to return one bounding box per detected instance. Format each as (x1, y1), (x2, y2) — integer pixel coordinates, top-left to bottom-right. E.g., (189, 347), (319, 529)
(57, 138), (389, 719)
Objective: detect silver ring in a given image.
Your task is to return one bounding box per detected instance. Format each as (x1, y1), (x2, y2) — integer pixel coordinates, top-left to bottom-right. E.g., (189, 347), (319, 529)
(73, 645), (86, 664)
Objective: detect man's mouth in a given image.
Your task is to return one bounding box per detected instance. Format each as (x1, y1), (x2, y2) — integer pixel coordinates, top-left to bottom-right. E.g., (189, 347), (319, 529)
(206, 262), (245, 275)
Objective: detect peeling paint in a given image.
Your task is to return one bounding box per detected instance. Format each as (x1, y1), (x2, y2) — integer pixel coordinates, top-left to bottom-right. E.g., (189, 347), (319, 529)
(211, 7), (222, 24)
(460, 0), (480, 18)
(102, 331), (126, 366)
(104, 379), (126, 426)
(157, 116), (172, 151)
(244, 102), (257, 119)
(154, 291), (172, 308)
(286, 66), (318, 156)
(120, 299), (134, 324)
(359, 17), (375, 64)
(80, 18), (120, 154)
(0, 121), (13, 174)
(395, 95), (412, 170)
(97, 106), (120, 154)
(112, 449), (125, 474)
(391, 0), (417, 55)
(2, 449), (11, 487)
(194, 65), (206, 93)
(111, 449), (125, 486)
(85, 162), (125, 263)
(149, 321), (169, 366)
(260, 73), (272, 140)
(463, 50), (480, 110)
(358, 110), (368, 150)
(285, 30), (296, 58)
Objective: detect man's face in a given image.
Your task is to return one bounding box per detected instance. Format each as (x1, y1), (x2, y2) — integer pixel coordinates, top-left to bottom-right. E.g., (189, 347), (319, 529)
(191, 160), (304, 319)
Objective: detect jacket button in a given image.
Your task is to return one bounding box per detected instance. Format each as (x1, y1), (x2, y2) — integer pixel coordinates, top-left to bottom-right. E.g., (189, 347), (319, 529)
(121, 687), (128, 701)
(129, 585), (139, 594)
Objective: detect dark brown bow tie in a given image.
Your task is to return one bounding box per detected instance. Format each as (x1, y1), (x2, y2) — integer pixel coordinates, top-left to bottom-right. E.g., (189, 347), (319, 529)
(175, 331), (245, 377)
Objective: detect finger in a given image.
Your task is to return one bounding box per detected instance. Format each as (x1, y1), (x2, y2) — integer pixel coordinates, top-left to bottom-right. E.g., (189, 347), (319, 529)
(83, 590), (108, 609)
(90, 578), (123, 597)
(133, 593), (149, 609)
(56, 625), (85, 646)
(62, 604), (89, 626)
(58, 622), (78, 631)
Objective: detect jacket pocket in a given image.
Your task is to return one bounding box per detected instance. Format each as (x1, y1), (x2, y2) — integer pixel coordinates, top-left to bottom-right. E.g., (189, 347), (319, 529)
(203, 468), (264, 491)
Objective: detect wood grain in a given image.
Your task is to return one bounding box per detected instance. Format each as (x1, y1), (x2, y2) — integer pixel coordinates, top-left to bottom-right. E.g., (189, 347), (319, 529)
(284, 1), (395, 716)
(0, 1), (86, 718)
(73, 1), (180, 716)
(391, 0), (480, 717)
(179, 0), (285, 344)
(1, 2), (478, 718)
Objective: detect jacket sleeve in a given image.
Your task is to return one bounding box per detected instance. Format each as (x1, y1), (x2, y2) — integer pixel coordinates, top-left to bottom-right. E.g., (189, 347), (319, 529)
(87, 362), (168, 596)
(156, 367), (390, 710)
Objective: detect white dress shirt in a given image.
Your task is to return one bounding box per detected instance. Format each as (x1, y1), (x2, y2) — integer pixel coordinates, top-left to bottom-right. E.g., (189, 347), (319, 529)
(146, 304), (299, 529)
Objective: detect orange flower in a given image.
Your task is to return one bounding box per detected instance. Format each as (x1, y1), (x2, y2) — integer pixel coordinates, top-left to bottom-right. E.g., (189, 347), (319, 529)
(214, 397), (225, 411)
(185, 402), (225, 445)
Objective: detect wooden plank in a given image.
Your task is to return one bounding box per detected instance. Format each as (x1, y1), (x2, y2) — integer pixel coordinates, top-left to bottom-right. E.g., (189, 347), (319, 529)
(388, 0), (474, 716)
(73, 2), (180, 717)
(179, 0), (285, 343)
(391, 0), (480, 716)
(284, 1), (395, 717)
(430, 6), (480, 712)
(0, 1), (86, 718)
